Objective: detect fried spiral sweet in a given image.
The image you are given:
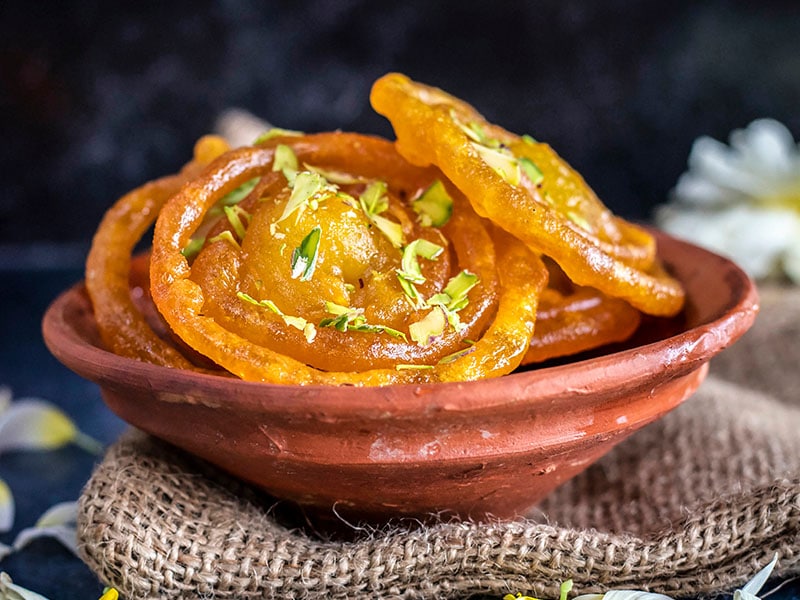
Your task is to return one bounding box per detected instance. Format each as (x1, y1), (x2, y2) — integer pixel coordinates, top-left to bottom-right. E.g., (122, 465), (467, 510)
(370, 73), (685, 317)
(85, 73), (686, 386)
(149, 132), (548, 385)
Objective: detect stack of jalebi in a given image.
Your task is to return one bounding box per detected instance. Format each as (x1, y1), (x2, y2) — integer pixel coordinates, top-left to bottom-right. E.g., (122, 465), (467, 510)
(85, 74), (684, 386)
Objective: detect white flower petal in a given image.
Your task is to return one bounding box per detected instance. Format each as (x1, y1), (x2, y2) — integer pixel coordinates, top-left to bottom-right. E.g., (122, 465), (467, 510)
(730, 119), (797, 175)
(672, 173), (744, 208)
(34, 500), (76, 528)
(604, 591), (675, 600)
(657, 205), (799, 280)
(0, 478), (14, 533)
(741, 554), (779, 597)
(12, 524), (80, 558)
(0, 573), (51, 600)
(0, 398), (103, 455)
(688, 137), (772, 198)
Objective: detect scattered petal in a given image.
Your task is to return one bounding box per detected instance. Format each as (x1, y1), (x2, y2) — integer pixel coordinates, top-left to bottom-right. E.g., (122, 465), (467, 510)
(12, 524), (79, 558)
(11, 501), (80, 558)
(657, 118), (800, 283)
(735, 554), (779, 600)
(0, 478), (14, 533)
(0, 398), (103, 455)
(0, 573), (51, 600)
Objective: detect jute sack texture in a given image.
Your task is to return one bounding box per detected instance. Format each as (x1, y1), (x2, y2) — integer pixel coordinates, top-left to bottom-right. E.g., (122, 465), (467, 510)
(77, 285), (800, 599)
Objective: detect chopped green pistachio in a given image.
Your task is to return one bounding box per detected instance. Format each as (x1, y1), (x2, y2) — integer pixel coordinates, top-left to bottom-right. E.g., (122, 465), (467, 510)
(451, 113), (500, 148)
(437, 345), (476, 365)
(427, 270), (479, 333)
(519, 156), (544, 186)
(304, 164), (368, 185)
(181, 237), (206, 259)
(216, 177), (260, 210)
(370, 213), (405, 248)
(319, 302), (408, 341)
(357, 180), (404, 247)
(412, 179), (453, 227)
(236, 292), (312, 336)
(223, 205), (252, 239)
(360, 181), (389, 215)
(409, 306), (447, 346)
(396, 239), (444, 308)
(395, 363), (435, 371)
(272, 171), (335, 233)
(344, 282), (356, 293)
(400, 239), (444, 282)
(273, 144), (299, 175)
(253, 127), (303, 144)
(208, 230), (241, 249)
(521, 134), (538, 145)
(290, 226), (321, 281)
(443, 270), (479, 309)
(471, 142), (521, 185)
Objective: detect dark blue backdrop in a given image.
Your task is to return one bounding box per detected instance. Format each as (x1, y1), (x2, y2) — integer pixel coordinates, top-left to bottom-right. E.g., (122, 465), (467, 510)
(0, 1), (799, 597)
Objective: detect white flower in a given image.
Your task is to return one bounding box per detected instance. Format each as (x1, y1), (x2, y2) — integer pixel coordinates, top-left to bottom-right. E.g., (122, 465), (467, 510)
(656, 119), (800, 283)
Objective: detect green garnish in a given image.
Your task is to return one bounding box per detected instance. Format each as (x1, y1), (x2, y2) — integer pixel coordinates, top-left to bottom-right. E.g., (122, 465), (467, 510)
(253, 127), (303, 144)
(428, 270), (480, 332)
(437, 345), (476, 365)
(290, 226), (321, 281)
(521, 134), (538, 145)
(442, 270), (479, 310)
(319, 302), (407, 341)
(358, 181), (404, 248)
(216, 177), (260, 210)
(236, 292), (316, 341)
(360, 181), (390, 215)
(519, 157), (544, 186)
(272, 171), (335, 233)
(396, 239), (444, 308)
(412, 180), (453, 227)
(273, 144), (299, 176)
(452, 114), (501, 149)
(223, 205), (252, 239)
(409, 307), (446, 347)
(304, 164), (368, 185)
(400, 239), (444, 281)
(471, 142), (520, 185)
(207, 230), (240, 249)
(181, 237), (206, 259)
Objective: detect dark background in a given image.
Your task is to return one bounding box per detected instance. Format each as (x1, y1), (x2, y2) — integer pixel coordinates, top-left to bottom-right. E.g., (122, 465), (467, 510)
(0, 2), (799, 595)
(2, 0), (800, 252)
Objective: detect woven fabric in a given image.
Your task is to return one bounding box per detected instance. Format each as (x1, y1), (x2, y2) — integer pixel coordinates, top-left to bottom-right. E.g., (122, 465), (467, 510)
(77, 285), (800, 599)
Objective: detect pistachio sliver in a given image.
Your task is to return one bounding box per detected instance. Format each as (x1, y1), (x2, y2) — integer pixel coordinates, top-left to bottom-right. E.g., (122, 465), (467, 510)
(290, 226), (321, 281)
(273, 144), (299, 175)
(519, 156), (544, 186)
(471, 142), (521, 186)
(412, 179), (453, 227)
(253, 127), (303, 144)
(409, 306), (447, 346)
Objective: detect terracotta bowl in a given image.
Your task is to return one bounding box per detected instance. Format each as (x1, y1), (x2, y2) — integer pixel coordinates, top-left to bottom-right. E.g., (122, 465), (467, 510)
(42, 231), (757, 525)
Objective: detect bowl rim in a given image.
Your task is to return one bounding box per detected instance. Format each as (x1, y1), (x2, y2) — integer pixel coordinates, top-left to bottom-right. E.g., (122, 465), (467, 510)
(42, 230), (759, 417)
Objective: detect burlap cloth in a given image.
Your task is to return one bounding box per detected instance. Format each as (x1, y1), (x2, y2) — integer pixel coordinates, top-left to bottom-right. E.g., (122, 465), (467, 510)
(77, 285), (800, 599)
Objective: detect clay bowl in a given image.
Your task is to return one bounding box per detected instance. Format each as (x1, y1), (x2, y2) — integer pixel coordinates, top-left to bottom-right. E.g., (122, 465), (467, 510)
(42, 230), (757, 526)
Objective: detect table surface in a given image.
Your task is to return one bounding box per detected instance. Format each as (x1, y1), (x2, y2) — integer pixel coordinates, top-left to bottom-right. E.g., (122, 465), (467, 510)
(0, 248), (797, 600)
